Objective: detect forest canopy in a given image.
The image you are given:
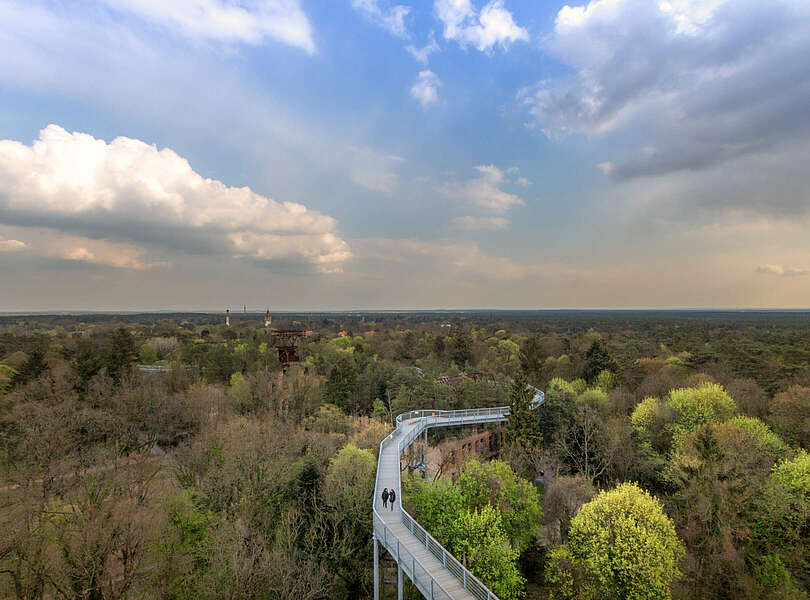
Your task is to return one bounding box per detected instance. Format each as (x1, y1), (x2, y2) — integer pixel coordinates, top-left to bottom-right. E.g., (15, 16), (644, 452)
(1, 310), (809, 599)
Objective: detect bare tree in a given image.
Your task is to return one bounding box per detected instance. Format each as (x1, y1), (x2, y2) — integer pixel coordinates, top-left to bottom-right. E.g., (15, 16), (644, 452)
(553, 403), (615, 483)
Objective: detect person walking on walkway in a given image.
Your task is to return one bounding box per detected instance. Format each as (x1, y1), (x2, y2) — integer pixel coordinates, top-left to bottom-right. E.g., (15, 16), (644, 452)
(388, 489), (396, 510)
(382, 488), (389, 509)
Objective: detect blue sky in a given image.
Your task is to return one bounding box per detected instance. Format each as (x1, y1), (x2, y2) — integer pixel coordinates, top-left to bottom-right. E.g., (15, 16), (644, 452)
(1, 0), (810, 310)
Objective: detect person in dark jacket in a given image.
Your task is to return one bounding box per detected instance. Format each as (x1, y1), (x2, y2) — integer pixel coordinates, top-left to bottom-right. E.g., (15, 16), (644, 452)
(382, 488), (389, 509)
(388, 489), (396, 510)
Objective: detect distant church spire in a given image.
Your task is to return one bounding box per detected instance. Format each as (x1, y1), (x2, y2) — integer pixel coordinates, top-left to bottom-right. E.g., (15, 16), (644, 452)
(265, 309), (272, 328)
(226, 308), (230, 327)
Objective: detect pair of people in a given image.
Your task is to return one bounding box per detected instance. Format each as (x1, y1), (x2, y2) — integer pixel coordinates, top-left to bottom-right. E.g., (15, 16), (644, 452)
(381, 487), (396, 510)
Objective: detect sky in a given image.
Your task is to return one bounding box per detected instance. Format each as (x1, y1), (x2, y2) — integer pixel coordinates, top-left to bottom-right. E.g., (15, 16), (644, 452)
(1, 0), (810, 311)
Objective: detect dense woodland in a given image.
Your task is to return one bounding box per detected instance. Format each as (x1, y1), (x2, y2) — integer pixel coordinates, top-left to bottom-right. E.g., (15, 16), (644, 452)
(1, 311), (809, 600)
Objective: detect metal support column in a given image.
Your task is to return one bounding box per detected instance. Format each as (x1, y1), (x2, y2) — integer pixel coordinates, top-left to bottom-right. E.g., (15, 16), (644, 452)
(397, 563), (403, 600)
(423, 428), (428, 476)
(373, 536), (380, 600)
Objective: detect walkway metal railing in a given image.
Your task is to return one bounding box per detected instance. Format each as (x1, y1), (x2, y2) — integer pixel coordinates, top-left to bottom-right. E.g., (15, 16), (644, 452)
(374, 406), (520, 600)
(397, 408), (510, 600)
(373, 430), (454, 600)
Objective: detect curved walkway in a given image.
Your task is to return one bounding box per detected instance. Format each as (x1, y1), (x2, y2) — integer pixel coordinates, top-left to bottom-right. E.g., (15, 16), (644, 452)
(372, 404), (541, 600)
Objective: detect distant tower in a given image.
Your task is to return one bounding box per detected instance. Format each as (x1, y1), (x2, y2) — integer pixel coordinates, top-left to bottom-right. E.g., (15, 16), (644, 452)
(226, 308), (230, 327)
(265, 309), (272, 328)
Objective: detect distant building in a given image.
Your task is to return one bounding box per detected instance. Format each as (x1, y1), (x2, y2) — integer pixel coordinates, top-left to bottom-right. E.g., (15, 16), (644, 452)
(226, 309), (230, 327)
(265, 310), (272, 328)
(337, 330), (348, 337)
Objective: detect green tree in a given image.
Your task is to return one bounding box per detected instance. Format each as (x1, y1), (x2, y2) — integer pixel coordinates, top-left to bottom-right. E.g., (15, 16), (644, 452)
(667, 382), (736, 435)
(202, 343), (235, 383)
(631, 383), (737, 455)
(0, 363), (18, 395)
(582, 339), (617, 383)
(767, 385), (810, 450)
(451, 325), (473, 367)
(757, 451), (810, 587)
(324, 357), (358, 413)
(404, 475), (465, 543)
(520, 334), (546, 375)
(71, 338), (102, 393)
(139, 343), (158, 365)
(537, 378), (577, 447)
(450, 506), (525, 600)
(506, 371), (539, 449)
(496, 339), (521, 374)
(547, 482), (683, 600)
(322, 444), (377, 597)
(10, 347), (48, 387)
(665, 419), (785, 598)
(230, 372), (253, 413)
(323, 443), (376, 517)
(555, 392), (614, 483)
(456, 459), (542, 553)
(405, 475), (525, 600)
(104, 327), (137, 382)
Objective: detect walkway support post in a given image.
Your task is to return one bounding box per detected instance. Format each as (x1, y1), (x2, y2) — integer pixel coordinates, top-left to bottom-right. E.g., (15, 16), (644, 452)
(373, 536), (380, 600)
(423, 429), (428, 470)
(398, 563), (403, 600)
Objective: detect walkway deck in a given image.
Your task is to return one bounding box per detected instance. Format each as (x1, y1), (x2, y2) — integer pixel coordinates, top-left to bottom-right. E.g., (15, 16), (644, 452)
(372, 408), (515, 600)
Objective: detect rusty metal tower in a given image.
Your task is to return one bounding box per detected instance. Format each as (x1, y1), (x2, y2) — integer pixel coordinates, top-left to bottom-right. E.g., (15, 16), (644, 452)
(273, 329), (306, 367)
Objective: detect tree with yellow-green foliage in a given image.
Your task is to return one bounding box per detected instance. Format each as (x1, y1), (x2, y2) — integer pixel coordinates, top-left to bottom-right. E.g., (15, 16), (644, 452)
(545, 482), (683, 600)
(405, 459), (540, 600)
(666, 418), (792, 598)
(456, 459), (542, 553)
(667, 382), (736, 434)
(630, 382), (737, 456)
(757, 450), (810, 588)
(451, 505), (525, 600)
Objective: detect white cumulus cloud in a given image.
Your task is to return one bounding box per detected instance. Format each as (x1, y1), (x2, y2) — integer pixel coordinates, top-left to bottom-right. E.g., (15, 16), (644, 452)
(442, 165), (524, 212)
(411, 70), (441, 108)
(0, 125), (351, 272)
(104, 0), (316, 52)
(351, 0), (411, 38)
(435, 0), (528, 52)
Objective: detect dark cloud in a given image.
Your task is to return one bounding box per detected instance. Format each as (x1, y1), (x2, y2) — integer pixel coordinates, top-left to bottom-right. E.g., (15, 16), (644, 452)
(524, 0), (810, 183)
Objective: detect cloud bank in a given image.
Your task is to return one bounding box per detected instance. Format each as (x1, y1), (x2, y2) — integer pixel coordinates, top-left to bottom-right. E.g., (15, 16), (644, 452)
(0, 125), (351, 272)
(523, 0), (810, 181)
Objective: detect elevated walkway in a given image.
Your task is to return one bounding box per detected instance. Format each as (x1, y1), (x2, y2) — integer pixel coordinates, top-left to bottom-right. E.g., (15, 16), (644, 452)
(372, 400), (542, 600)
